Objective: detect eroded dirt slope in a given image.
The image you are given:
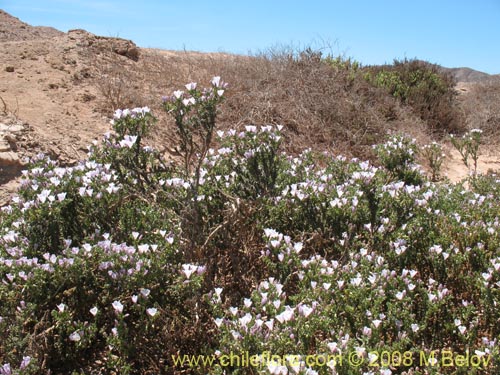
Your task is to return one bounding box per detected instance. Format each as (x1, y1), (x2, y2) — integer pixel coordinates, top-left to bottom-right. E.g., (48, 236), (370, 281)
(0, 11), (147, 202)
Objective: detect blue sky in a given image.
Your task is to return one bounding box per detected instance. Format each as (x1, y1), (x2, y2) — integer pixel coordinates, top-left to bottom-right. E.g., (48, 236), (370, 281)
(2, 0), (499, 74)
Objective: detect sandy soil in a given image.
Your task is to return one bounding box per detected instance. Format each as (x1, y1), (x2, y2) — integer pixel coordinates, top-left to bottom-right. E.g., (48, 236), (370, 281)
(444, 146), (500, 182)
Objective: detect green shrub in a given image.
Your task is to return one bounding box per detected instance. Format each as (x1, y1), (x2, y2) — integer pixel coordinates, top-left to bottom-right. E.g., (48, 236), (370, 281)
(365, 59), (465, 135)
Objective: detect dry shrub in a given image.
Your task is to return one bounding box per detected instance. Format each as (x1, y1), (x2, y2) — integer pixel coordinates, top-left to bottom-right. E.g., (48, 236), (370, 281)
(459, 78), (500, 142)
(92, 46), (433, 159)
(191, 47), (426, 158)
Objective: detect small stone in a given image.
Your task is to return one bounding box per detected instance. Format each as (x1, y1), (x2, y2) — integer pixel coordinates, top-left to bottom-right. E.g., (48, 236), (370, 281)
(5, 66), (14, 72)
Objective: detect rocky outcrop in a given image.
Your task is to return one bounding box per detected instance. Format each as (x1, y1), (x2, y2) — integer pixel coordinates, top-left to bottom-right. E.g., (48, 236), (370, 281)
(0, 120), (25, 164)
(68, 29), (140, 61)
(0, 9), (63, 42)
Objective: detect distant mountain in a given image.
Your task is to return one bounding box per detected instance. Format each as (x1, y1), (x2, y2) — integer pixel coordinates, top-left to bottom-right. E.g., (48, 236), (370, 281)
(0, 9), (63, 42)
(441, 66), (498, 83)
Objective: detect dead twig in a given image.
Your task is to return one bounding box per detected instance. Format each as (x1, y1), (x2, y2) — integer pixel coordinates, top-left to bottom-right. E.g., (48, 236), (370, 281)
(0, 95), (8, 115)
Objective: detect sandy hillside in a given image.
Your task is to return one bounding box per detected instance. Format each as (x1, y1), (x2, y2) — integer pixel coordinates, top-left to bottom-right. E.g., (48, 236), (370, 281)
(0, 10), (158, 202)
(1, 9), (499, 204)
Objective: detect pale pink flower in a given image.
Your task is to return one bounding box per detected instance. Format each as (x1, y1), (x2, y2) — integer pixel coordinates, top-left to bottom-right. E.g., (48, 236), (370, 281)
(146, 308), (158, 317)
(112, 300), (124, 314)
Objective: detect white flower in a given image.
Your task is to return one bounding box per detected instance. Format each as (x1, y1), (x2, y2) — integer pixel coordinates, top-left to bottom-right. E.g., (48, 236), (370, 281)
(351, 275), (362, 286)
(299, 305), (313, 317)
(185, 82), (197, 90)
(37, 189), (51, 204)
(265, 319), (274, 331)
(173, 90), (184, 99)
(112, 300), (124, 314)
(293, 242), (303, 253)
(214, 318), (223, 328)
(264, 228), (279, 238)
(429, 244), (442, 255)
(229, 306), (238, 316)
(140, 288), (151, 297)
(276, 306), (294, 323)
(146, 307), (158, 317)
(69, 331), (81, 342)
(114, 109), (124, 119)
(90, 306), (98, 316)
(182, 97), (196, 106)
(138, 244), (149, 253)
(239, 313), (252, 327)
(182, 264), (198, 279)
(119, 135), (138, 148)
(475, 350), (486, 357)
(267, 363), (288, 375)
(482, 272), (492, 282)
(57, 303), (66, 312)
(211, 76), (221, 87)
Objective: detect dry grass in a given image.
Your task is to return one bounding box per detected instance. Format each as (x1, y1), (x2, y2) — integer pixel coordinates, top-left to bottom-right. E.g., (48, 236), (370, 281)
(459, 78), (500, 142)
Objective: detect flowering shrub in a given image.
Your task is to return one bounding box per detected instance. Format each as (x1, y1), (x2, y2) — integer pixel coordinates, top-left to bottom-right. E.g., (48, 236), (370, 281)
(421, 142), (445, 182)
(1, 79), (500, 374)
(450, 129), (483, 177)
(374, 134), (423, 185)
(162, 77), (227, 181)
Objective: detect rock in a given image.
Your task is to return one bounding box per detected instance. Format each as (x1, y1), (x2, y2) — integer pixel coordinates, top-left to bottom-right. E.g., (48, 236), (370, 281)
(0, 151), (20, 166)
(0, 138), (10, 152)
(112, 44), (139, 61)
(5, 66), (14, 72)
(0, 122), (26, 154)
(0, 123), (24, 133)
